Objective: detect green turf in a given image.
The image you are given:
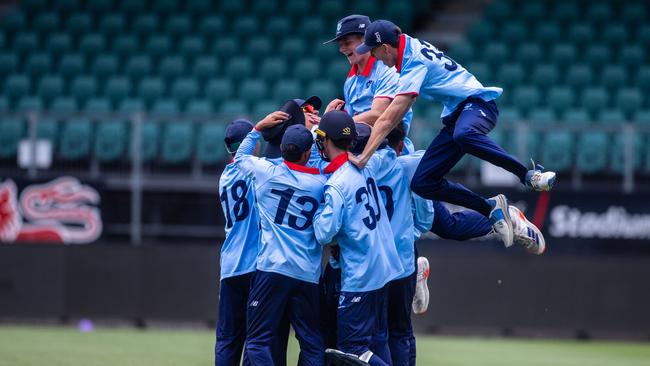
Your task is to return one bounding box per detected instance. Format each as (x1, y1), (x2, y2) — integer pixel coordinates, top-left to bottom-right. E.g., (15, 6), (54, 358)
(0, 325), (649, 366)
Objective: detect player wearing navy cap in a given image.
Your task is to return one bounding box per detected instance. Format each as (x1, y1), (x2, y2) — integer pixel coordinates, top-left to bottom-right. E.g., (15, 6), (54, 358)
(313, 110), (402, 366)
(216, 119), (260, 366)
(323, 14), (415, 154)
(235, 113), (328, 365)
(352, 19), (556, 249)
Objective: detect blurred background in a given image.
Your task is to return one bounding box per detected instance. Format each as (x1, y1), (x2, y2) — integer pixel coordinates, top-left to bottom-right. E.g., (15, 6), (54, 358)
(1, 0), (649, 364)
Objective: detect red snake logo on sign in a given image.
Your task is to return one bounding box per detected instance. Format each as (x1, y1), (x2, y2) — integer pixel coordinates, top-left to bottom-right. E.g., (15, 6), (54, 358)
(0, 177), (102, 244)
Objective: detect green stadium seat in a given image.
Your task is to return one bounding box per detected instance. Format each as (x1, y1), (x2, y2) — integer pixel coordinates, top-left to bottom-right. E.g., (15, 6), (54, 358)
(0, 53), (18, 75)
(124, 56), (152, 81)
(566, 64), (593, 90)
(22, 0), (48, 11)
(449, 42), (475, 63)
(306, 81), (337, 106)
(104, 77), (132, 105)
(562, 108), (590, 126)
(621, 3), (647, 25)
(283, 0), (311, 17)
(212, 37), (238, 59)
(225, 57), (252, 82)
(112, 35), (138, 57)
(636, 25), (650, 48)
(158, 56), (186, 80)
(196, 123), (227, 165)
(293, 59), (321, 84)
(152, 0), (179, 14)
(273, 80), (302, 103)
(132, 14), (158, 36)
(315, 43), (340, 63)
(602, 24), (629, 45)
(151, 99), (179, 115)
(95, 120), (127, 162)
(246, 37), (273, 59)
(327, 59), (349, 85)
(541, 131), (573, 172)
(466, 62), (491, 84)
(485, 1), (512, 21)
(259, 58), (287, 83)
(91, 54), (118, 79)
(16, 96), (42, 112)
(252, 0), (278, 16)
(238, 79), (268, 106)
(501, 22), (528, 45)
(1, 11), (26, 33)
(232, 16), (259, 37)
(635, 67), (650, 92)
(497, 63), (524, 89)
(59, 119), (91, 160)
(165, 15), (191, 38)
(145, 36), (171, 58)
(611, 133), (642, 173)
(118, 0), (146, 14)
(577, 132), (608, 173)
(597, 109), (626, 125)
(265, 16), (291, 38)
(36, 118), (58, 143)
(529, 108), (556, 125)
(512, 86), (540, 116)
(0, 97), (7, 112)
(25, 53), (51, 77)
(601, 65), (627, 90)
(552, 2), (579, 24)
(13, 32), (39, 54)
(515, 43), (542, 67)
(318, 0), (344, 22)
(497, 107), (521, 127)
(198, 16), (224, 38)
(0, 118), (25, 158)
(633, 110), (650, 126)
(3, 74), (30, 101)
(467, 21), (495, 45)
(161, 122), (193, 164)
(204, 79), (233, 107)
(65, 13), (92, 33)
(385, 2), (414, 28)
(37, 75), (63, 103)
(587, 2), (612, 24)
(550, 43), (577, 67)
(279, 37), (306, 58)
(185, 99), (213, 115)
(482, 42), (509, 67)
(50, 96), (77, 114)
(32, 12), (60, 33)
(531, 64), (559, 90)
(69, 75), (98, 103)
(86, 0), (113, 13)
(58, 53), (85, 78)
(619, 45), (646, 68)
(171, 78), (199, 105)
(534, 21), (561, 45)
(132, 121), (160, 162)
(118, 98), (145, 114)
(179, 37), (204, 59)
(84, 97), (111, 113)
(99, 13), (125, 36)
(300, 18), (325, 39)
(219, 0), (244, 15)
(581, 87), (609, 117)
(616, 88), (643, 119)
(254, 100), (280, 119)
(192, 56), (218, 80)
(219, 100), (247, 116)
(509, 130), (540, 162)
(45, 33), (72, 56)
(79, 33), (105, 56)
(584, 45), (611, 70)
(520, 2), (546, 21)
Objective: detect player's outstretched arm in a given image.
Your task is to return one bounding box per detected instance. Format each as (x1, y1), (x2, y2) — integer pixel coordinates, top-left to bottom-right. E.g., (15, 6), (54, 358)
(234, 111), (288, 177)
(352, 97), (391, 126)
(349, 94), (415, 168)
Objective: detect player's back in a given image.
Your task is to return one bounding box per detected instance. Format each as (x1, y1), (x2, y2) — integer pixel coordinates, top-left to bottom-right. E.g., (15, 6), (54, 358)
(218, 163), (259, 279)
(316, 159), (404, 292)
(254, 162), (327, 284)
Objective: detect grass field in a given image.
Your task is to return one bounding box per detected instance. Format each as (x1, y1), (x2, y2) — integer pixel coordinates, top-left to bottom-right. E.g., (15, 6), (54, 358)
(1, 325), (649, 366)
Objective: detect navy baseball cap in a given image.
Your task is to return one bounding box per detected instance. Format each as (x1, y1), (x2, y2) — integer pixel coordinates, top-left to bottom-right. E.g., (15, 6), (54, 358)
(281, 125), (314, 153)
(356, 19), (400, 55)
(350, 122), (371, 155)
(224, 118), (254, 153)
(293, 95), (322, 111)
(316, 110), (357, 142)
(261, 99), (305, 145)
(323, 14), (371, 44)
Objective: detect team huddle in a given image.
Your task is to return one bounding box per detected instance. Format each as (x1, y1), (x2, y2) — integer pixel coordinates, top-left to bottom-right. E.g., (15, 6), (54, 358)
(216, 15), (556, 366)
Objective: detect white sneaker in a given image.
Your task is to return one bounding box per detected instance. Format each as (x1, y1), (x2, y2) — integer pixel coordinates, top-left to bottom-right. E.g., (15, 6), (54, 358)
(525, 159), (556, 191)
(509, 206), (546, 255)
(412, 257), (430, 315)
(487, 194), (513, 248)
(325, 349), (370, 366)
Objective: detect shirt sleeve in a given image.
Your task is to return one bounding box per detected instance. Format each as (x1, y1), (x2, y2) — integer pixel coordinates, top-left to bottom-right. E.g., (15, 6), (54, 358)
(411, 193), (434, 238)
(397, 60), (428, 96)
(313, 186), (345, 245)
(373, 65), (400, 99)
(234, 130), (275, 184)
(397, 150), (425, 182)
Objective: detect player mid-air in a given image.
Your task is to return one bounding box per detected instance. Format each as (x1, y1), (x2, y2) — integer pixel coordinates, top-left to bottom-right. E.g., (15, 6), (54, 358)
(351, 20), (555, 249)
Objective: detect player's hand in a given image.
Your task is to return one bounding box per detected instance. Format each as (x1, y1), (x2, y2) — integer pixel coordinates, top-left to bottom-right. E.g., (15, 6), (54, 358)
(304, 113), (320, 130)
(256, 111), (289, 130)
(348, 152), (368, 169)
(325, 99), (345, 113)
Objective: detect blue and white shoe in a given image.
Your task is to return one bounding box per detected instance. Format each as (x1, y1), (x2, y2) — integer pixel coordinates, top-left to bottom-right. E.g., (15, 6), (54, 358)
(509, 206), (546, 255)
(325, 349), (370, 366)
(488, 194), (513, 248)
(525, 159), (556, 191)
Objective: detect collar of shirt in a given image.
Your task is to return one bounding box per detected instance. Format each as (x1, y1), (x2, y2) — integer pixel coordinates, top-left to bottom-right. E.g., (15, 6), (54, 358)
(348, 56), (376, 78)
(396, 34), (407, 73)
(284, 160), (321, 174)
(323, 152), (349, 174)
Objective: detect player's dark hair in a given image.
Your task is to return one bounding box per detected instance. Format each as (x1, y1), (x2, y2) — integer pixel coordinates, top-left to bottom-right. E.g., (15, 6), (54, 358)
(331, 138), (354, 151)
(387, 123), (406, 150)
(388, 26), (403, 48)
(281, 144), (304, 162)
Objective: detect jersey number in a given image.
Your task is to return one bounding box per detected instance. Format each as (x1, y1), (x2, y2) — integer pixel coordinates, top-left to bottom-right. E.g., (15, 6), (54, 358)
(418, 39), (458, 71)
(271, 188), (319, 231)
(220, 180), (250, 229)
(355, 178), (383, 230)
(378, 185), (394, 221)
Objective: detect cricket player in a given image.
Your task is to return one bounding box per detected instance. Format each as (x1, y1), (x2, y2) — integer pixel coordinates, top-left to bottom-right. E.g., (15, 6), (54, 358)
(235, 113), (327, 365)
(216, 119), (261, 366)
(351, 20), (557, 248)
(313, 110), (403, 366)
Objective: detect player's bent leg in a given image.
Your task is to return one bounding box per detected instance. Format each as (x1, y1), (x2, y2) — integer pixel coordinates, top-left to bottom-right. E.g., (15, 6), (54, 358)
(245, 271), (291, 365)
(487, 194), (514, 247)
(509, 205), (546, 255)
(388, 274), (416, 366)
(215, 273), (253, 366)
(288, 280), (325, 366)
(429, 200), (492, 240)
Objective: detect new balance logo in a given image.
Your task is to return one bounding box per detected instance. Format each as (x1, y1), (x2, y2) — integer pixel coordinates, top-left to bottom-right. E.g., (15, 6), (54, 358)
(351, 296), (361, 303)
(250, 300), (259, 307)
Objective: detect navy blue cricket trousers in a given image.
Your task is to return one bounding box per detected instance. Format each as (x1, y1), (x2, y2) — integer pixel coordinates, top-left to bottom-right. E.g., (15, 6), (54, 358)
(215, 272), (253, 366)
(320, 263), (341, 349)
(246, 271), (324, 366)
(430, 200), (492, 240)
(387, 269), (417, 366)
(411, 98), (528, 218)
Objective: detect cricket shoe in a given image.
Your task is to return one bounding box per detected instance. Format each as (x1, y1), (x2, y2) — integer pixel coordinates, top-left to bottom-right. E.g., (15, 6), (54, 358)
(412, 256), (430, 315)
(525, 159), (556, 191)
(325, 349), (370, 366)
(509, 206), (546, 255)
(487, 194), (513, 248)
